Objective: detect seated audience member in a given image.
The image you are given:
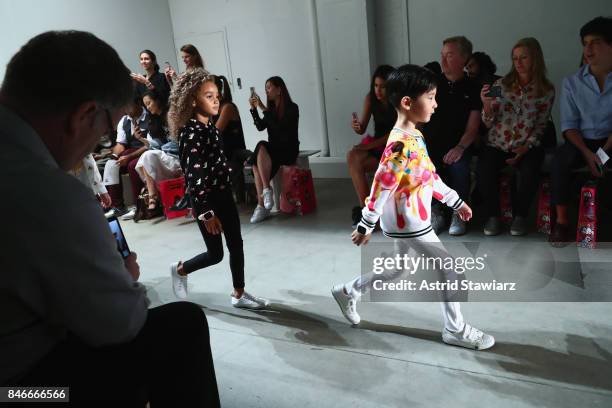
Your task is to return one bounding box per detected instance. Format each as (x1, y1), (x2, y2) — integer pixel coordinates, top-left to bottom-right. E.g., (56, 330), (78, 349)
(0, 30), (219, 407)
(165, 43), (205, 85)
(466, 51), (501, 87)
(70, 153), (112, 210)
(424, 61), (442, 76)
(103, 98), (151, 218)
(465, 52), (502, 149)
(135, 92), (181, 218)
(478, 38), (555, 236)
(248, 76), (300, 223)
(422, 36), (482, 236)
(549, 16), (612, 245)
(347, 65), (397, 227)
(214, 75), (251, 202)
(131, 49), (171, 106)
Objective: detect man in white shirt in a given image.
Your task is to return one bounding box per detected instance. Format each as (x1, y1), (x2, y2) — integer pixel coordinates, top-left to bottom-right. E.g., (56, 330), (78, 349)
(0, 30), (219, 407)
(102, 99), (151, 217)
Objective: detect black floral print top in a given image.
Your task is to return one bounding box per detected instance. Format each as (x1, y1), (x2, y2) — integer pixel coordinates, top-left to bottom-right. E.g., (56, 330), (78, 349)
(178, 118), (232, 216)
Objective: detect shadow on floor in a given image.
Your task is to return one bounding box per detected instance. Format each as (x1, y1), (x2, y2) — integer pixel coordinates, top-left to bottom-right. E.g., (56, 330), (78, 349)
(475, 332), (612, 392)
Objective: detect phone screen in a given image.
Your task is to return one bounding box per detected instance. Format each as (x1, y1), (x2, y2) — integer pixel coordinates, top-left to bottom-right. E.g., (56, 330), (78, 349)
(486, 86), (502, 98)
(108, 216), (131, 259)
(250, 87), (256, 98)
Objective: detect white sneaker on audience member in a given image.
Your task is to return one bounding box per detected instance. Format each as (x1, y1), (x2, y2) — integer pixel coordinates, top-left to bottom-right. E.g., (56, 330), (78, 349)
(250, 205), (270, 223)
(104, 206), (127, 219)
(121, 207), (137, 221)
(262, 188), (274, 210)
(442, 323), (495, 350)
(170, 262), (188, 299)
(331, 284), (361, 325)
(232, 291), (269, 309)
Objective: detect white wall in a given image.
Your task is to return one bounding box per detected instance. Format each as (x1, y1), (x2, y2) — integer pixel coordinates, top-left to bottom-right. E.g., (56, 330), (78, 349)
(374, 0), (409, 68)
(316, 0), (374, 158)
(0, 0), (177, 82)
(168, 0), (326, 154)
(406, 0), (611, 128)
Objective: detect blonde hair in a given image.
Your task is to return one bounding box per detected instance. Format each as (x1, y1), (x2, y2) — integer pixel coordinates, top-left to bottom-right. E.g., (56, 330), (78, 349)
(501, 37), (553, 98)
(167, 67), (215, 138)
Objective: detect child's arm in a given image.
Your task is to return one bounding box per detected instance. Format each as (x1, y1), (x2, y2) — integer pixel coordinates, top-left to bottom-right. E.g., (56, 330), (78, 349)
(432, 172), (464, 212)
(180, 128), (213, 217)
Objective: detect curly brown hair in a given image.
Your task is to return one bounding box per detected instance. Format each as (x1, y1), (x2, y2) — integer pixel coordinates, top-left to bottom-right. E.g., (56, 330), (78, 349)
(167, 67), (216, 138)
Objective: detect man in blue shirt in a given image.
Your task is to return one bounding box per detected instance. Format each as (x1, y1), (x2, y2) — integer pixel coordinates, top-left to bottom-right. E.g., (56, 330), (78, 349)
(550, 17), (612, 244)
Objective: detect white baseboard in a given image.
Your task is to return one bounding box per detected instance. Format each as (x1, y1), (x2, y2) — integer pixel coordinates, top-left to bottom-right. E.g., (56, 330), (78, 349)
(309, 156), (350, 178)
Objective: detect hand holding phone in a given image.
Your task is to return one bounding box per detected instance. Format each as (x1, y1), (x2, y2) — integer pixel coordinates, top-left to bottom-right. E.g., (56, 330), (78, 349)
(485, 86), (502, 98)
(108, 216), (131, 259)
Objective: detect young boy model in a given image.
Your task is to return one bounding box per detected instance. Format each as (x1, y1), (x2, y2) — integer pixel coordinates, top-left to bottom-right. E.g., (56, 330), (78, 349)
(332, 64), (494, 350)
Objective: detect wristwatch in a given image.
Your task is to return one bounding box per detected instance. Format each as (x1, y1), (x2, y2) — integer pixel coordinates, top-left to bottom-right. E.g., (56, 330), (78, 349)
(202, 210), (215, 221)
(357, 225), (367, 234)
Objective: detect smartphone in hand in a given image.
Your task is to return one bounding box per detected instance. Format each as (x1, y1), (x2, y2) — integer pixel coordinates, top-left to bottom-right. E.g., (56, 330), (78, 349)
(352, 112), (359, 121)
(485, 86), (502, 98)
(108, 216), (131, 259)
(250, 87), (256, 99)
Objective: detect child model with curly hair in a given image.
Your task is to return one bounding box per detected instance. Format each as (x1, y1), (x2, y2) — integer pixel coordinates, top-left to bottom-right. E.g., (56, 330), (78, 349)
(168, 68), (268, 309)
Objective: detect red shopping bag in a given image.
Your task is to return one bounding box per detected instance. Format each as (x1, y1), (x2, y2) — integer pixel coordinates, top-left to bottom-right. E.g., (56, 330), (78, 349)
(576, 182), (597, 248)
(536, 177), (552, 234)
(159, 177), (189, 219)
(280, 166), (317, 215)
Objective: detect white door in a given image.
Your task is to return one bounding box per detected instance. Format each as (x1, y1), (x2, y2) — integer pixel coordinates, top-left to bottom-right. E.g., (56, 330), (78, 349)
(316, 0), (373, 158)
(174, 29), (233, 84)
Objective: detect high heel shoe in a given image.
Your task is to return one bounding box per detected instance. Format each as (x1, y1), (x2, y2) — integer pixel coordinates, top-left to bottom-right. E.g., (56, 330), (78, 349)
(169, 192), (190, 211)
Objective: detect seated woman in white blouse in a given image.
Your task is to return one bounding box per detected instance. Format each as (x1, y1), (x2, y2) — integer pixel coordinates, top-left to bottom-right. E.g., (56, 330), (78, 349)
(478, 37), (555, 236)
(135, 92), (181, 214)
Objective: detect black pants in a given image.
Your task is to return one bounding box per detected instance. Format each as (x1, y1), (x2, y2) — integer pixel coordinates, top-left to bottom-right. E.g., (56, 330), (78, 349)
(477, 145), (544, 217)
(10, 302), (219, 407)
(184, 189), (245, 289)
(551, 139), (608, 205)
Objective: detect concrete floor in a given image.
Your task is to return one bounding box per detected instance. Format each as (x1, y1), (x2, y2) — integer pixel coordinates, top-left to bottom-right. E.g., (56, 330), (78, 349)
(123, 179), (612, 408)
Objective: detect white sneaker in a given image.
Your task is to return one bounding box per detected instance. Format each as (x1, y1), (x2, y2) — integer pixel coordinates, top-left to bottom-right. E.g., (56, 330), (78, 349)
(121, 207), (137, 221)
(232, 291), (269, 309)
(442, 323), (495, 350)
(170, 262), (188, 299)
(331, 284), (361, 325)
(448, 213), (466, 236)
(262, 188), (274, 210)
(250, 205), (270, 223)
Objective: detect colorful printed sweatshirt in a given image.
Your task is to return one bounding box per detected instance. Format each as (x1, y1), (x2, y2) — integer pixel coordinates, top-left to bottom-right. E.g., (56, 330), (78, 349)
(358, 127), (464, 238)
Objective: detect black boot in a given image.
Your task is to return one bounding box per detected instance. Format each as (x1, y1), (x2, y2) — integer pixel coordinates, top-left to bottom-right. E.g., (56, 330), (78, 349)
(170, 192), (190, 211)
